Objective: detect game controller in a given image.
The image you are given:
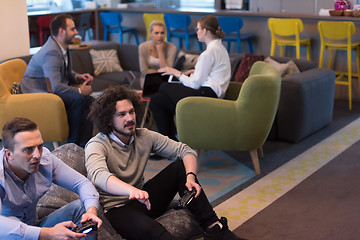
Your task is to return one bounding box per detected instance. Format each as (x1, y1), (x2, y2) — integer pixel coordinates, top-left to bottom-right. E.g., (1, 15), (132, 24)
(72, 220), (98, 234)
(176, 188), (196, 209)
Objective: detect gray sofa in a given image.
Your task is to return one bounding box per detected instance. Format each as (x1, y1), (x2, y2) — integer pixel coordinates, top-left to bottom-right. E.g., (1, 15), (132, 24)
(269, 56), (335, 143)
(70, 40), (142, 91)
(37, 143), (204, 240)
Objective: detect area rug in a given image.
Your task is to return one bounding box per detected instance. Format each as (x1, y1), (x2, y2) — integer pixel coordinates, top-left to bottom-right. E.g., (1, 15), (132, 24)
(144, 150), (256, 202)
(214, 117), (360, 230)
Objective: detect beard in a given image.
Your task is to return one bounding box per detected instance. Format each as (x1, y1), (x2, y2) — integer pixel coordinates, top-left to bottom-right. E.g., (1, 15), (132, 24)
(113, 121), (136, 137)
(64, 34), (75, 44)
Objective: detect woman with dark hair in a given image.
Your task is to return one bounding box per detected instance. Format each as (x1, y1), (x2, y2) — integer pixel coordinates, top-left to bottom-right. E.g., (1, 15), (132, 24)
(149, 15), (231, 140)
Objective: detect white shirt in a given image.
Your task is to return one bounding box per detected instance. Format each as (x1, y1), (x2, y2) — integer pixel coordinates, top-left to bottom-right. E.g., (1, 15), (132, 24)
(179, 39), (231, 98)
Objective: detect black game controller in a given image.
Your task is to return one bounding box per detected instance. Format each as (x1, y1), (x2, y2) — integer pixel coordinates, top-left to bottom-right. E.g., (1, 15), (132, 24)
(72, 220), (98, 234)
(176, 188), (196, 209)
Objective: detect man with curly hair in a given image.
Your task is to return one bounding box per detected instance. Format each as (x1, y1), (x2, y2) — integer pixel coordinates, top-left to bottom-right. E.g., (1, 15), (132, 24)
(84, 85), (242, 240)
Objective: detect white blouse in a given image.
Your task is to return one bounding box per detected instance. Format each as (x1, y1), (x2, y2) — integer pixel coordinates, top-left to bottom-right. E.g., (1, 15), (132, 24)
(178, 39), (231, 98)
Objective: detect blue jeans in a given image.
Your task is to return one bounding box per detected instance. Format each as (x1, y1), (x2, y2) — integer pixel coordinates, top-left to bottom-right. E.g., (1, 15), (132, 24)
(39, 199), (96, 240)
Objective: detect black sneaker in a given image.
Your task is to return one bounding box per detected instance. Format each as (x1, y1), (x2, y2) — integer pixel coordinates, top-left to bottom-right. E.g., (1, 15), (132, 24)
(204, 217), (246, 240)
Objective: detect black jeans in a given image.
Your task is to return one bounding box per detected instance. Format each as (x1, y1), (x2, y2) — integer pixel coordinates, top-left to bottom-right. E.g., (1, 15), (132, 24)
(149, 83), (217, 140)
(105, 161), (218, 240)
(56, 91), (93, 147)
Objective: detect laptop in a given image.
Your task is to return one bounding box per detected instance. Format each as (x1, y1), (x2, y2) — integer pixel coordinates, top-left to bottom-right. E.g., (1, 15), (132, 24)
(142, 72), (179, 98)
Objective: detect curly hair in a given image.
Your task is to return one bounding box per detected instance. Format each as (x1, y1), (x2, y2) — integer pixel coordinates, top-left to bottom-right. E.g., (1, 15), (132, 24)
(88, 85), (143, 134)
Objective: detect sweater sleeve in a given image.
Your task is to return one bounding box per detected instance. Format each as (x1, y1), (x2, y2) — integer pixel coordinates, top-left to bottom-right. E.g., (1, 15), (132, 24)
(85, 139), (115, 192)
(148, 130), (197, 160)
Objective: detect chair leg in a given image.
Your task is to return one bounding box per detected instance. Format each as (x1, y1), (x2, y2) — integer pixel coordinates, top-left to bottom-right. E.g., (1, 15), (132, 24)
(270, 40), (276, 56)
(227, 40), (231, 52)
(319, 45), (325, 68)
(279, 45), (284, 57)
(248, 39), (254, 54)
(258, 147), (264, 158)
(185, 36), (189, 50)
(306, 43), (311, 61)
(134, 32), (139, 45)
(249, 149), (261, 175)
(296, 43), (300, 59)
(237, 39), (241, 54)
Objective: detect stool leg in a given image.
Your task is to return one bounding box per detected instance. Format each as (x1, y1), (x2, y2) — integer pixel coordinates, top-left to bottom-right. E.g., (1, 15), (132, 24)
(357, 45), (360, 92)
(347, 47), (352, 110)
(319, 44), (325, 68)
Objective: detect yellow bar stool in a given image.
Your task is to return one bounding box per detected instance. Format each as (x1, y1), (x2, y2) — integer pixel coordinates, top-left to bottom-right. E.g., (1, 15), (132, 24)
(143, 13), (166, 41)
(268, 18), (311, 60)
(318, 21), (360, 110)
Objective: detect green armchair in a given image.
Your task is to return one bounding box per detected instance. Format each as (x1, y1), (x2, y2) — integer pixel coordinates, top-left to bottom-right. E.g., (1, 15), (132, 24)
(175, 61), (281, 174)
(0, 59), (69, 147)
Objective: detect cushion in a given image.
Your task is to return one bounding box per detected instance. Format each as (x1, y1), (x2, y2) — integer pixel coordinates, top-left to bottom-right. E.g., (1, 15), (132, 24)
(264, 57), (289, 76)
(10, 82), (20, 94)
(89, 49), (123, 76)
(174, 51), (199, 71)
(233, 53), (264, 82)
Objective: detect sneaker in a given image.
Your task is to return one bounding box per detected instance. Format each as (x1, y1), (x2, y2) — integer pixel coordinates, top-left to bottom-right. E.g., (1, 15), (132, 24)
(204, 217), (246, 240)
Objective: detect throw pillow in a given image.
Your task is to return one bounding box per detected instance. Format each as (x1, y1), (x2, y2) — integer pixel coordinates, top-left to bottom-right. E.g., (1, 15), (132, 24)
(233, 53), (264, 82)
(89, 49), (123, 76)
(283, 59), (301, 78)
(10, 82), (20, 94)
(264, 57), (289, 76)
(173, 51), (199, 71)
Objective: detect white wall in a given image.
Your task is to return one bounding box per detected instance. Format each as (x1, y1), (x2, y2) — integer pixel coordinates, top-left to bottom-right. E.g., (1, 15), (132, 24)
(0, 0), (30, 61)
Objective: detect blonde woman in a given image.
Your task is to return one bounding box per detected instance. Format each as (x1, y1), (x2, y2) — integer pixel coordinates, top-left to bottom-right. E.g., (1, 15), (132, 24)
(139, 20), (177, 77)
(150, 15), (231, 140)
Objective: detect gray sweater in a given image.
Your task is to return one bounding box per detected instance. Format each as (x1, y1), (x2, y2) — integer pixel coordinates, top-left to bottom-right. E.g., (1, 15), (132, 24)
(85, 128), (196, 212)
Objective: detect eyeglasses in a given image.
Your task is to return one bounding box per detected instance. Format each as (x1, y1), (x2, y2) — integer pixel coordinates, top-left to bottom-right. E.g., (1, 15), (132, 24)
(195, 27), (204, 32)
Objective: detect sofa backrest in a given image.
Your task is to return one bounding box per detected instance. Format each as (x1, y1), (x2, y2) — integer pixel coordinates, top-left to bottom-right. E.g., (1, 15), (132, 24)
(70, 42), (140, 75)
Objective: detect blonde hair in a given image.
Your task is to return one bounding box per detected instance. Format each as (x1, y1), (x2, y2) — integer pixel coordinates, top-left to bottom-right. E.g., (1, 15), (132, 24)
(149, 20), (165, 33)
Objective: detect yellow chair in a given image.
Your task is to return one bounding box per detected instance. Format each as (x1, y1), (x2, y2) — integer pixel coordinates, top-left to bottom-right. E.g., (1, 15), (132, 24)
(268, 18), (311, 60)
(0, 59), (69, 148)
(318, 21), (360, 110)
(143, 13), (166, 41)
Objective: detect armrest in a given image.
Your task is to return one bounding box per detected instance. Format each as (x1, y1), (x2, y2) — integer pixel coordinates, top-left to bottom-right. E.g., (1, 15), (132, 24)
(3, 93), (68, 142)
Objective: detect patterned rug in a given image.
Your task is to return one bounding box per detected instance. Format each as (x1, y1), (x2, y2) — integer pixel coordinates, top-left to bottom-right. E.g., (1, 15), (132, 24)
(144, 150), (256, 202)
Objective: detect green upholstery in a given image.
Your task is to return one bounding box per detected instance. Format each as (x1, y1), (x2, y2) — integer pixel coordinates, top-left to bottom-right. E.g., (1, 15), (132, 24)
(176, 61), (281, 174)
